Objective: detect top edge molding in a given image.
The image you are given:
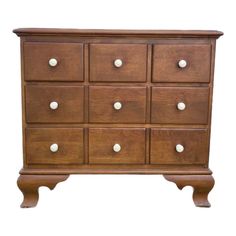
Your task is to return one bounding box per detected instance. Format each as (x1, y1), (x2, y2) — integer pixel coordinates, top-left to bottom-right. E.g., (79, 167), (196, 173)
(13, 28), (223, 38)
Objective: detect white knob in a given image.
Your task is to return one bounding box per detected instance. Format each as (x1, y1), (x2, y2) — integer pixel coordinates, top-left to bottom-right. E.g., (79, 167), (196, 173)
(114, 59), (123, 68)
(113, 144), (121, 153)
(178, 59), (187, 68)
(113, 101), (122, 110)
(176, 144), (184, 153)
(50, 143), (58, 153)
(49, 101), (59, 110)
(49, 58), (58, 67)
(177, 102), (186, 111)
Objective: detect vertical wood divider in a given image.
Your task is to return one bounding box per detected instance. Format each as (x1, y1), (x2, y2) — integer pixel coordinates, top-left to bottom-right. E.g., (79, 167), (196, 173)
(145, 44), (152, 164)
(84, 44), (89, 164)
(21, 37), (27, 167)
(206, 40), (216, 168)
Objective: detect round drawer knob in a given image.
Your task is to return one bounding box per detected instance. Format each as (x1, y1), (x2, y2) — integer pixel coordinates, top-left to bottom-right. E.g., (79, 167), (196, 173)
(113, 143), (121, 153)
(50, 143), (59, 153)
(178, 59), (187, 68)
(177, 102), (186, 111)
(49, 101), (59, 110)
(113, 101), (122, 110)
(48, 58), (58, 67)
(114, 59), (123, 68)
(176, 144), (184, 153)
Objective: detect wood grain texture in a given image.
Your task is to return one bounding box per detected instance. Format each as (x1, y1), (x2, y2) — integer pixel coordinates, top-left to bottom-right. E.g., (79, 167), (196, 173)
(151, 128), (209, 165)
(89, 44), (147, 82)
(153, 44), (211, 82)
(89, 86), (146, 123)
(89, 128), (146, 164)
(13, 28), (223, 207)
(151, 87), (210, 124)
(25, 85), (84, 123)
(164, 175), (215, 207)
(17, 174), (69, 208)
(24, 42), (83, 81)
(26, 128), (84, 164)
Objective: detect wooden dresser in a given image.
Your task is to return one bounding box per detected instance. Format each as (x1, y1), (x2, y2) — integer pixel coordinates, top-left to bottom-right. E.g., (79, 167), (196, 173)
(14, 28), (223, 208)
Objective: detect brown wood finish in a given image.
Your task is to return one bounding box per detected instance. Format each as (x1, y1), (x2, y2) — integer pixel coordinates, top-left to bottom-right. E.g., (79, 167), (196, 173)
(20, 165), (212, 175)
(17, 175), (69, 208)
(26, 85), (84, 123)
(150, 128), (209, 164)
(152, 44), (211, 82)
(164, 175), (215, 207)
(89, 44), (147, 82)
(151, 87), (210, 124)
(13, 28), (223, 38)
(14, 28), (223, 207)
(89, 128), (146, 164)
(89, 86), (146, 123)
(24, 42), (83, 81)
(26, 128), (84, 164)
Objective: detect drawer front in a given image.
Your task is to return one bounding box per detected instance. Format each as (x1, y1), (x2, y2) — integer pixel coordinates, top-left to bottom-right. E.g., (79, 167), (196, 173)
(89, 44), (147, 82)
(150, 129), (209, 164)
(89, 86), (146, 123)
(89, 128), (146, 164)
(152, 44), (211, 82)
(24, 42), (83, 81)
(26, 128), (84, 164)
(151, 87), (209, 124)
(26, 85), (84, 123)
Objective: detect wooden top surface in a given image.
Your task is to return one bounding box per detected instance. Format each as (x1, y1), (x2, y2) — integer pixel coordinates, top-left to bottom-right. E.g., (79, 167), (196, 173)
(13, 28), (223, 38)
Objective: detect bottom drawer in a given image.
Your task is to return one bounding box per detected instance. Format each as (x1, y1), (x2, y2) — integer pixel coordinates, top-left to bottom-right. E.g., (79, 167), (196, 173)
(89, 128), (146, 164)
(150, 129), (209, 165)
(26, 128), (84, 164)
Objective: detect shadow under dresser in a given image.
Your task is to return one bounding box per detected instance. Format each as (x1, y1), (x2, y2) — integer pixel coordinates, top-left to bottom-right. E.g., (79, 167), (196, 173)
(13, 28), (223, 207)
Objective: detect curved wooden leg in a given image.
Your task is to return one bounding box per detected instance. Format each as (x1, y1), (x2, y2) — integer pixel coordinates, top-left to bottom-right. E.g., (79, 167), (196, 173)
(17, 174), (69, 208)
(163, 175), (215, 207)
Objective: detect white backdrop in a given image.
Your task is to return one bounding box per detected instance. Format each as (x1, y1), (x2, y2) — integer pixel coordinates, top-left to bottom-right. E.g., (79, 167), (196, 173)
(0, 0), (235, 235)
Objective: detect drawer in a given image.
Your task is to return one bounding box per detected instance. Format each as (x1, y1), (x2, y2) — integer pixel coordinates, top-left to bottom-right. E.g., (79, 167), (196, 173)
(89, 86), (146, 123)
(26, 128), (84, 164)
(89, 128), (146, 164)
(89, 44), (147, 82)
(152, 44), (211, 82)
(150, 129), (209, 164)
(24, 42), (83, 81)
(151, 87), (209, 124)
(26, 85), (84, 123)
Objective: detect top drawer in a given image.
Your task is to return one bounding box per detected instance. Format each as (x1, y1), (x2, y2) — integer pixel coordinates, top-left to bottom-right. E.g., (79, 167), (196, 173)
(152, 44), (211, 83)
(89, 44), (147, 82)
(24, 42), (83, 81)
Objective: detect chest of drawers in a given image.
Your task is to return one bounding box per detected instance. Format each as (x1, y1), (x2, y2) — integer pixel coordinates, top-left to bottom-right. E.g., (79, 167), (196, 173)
(14, 28), (223, 208)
